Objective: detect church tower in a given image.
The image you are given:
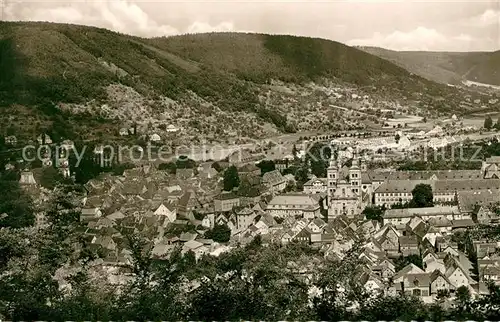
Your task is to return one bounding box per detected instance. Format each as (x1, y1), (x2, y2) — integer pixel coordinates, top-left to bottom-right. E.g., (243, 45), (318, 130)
(349, 153), (362, 194)
(327, 153), (339, 195)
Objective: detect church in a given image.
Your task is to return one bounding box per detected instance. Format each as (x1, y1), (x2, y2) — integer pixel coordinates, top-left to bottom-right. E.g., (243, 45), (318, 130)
(327, 153), (372, 220)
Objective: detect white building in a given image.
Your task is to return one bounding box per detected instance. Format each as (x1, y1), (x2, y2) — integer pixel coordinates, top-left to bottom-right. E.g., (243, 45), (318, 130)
(150, 133), (161, 142)
(166, 124), (180, 133)
(266, 194), (321, 219)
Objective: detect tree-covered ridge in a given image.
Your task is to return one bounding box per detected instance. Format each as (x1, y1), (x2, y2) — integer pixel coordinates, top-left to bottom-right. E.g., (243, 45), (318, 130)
(359, 46), (500, 86)
(0, 22), (490, 142)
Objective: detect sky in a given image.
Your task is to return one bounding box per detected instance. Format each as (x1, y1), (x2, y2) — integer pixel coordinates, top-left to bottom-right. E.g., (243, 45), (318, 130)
(2, 0), (499, 51)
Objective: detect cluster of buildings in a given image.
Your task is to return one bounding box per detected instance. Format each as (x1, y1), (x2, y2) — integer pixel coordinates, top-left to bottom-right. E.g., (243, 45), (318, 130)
(12, 130), (500, 303)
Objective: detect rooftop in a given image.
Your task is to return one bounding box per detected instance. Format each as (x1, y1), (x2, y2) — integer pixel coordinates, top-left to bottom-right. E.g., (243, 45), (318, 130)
(384, 206), (459, 219)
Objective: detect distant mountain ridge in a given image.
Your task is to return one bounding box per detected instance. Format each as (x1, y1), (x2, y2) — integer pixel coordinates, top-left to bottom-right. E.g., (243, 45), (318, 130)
(356, 46), (500, 86)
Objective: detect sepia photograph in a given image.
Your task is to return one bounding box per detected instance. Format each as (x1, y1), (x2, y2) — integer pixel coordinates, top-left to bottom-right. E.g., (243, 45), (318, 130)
(0, 0), (499, 320)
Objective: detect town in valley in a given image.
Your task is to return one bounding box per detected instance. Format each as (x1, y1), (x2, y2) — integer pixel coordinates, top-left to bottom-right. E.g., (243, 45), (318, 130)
(1, 2), (500, 319)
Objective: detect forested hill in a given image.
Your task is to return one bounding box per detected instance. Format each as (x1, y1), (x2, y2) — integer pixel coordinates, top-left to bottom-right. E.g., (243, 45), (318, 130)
(0, 22), (488, 142)
(357, 46), (500, 86)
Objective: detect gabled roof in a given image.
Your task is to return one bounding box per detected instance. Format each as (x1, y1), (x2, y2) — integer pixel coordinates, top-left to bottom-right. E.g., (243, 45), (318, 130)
(406, 273), (431, 287)
(399, 235), (418, 246)
(385, 206), (459, 219)
(184, 239), (203, 250)
(375, 179), (430, 193)
(262, 170), (286, 186)
(457, 189), (500, 213)
(393, 263), (425, 281)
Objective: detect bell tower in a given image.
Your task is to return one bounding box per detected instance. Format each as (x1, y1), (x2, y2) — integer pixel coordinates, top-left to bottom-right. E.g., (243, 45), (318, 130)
(349, 153), (361, 194)
(327, 153), (339, 196)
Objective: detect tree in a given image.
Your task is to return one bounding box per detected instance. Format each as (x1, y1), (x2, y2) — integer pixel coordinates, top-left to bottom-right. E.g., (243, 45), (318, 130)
(484, 116), (493, 130)
(306, 143), (331, 178)
(175, 156), (196, 169)
(395, 133), (400, 144)
(40, 167), (66, 190)
(223, 166), (240, 191)
(256, 160), (275, 176)
(455, 285), (470, 306)
(158, 162), (177, 174)
(292, 144), (299, 159)
(394, 254), (423, 271)
(294, 166), (309, 190)
(205, 224), (231, 243)
(411, 184), (433, 208)
(0, 180), (35, 228)
(362, 205), (385, 222)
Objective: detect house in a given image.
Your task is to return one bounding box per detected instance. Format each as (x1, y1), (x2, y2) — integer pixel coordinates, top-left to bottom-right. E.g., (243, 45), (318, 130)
(422, 227), (442, 248)
(482, 265), (500, 284)
(383, 207), (461, 228)
(307, 218), (326, 233)
(445, 257), (474, 288)
(238, 163), (261, 176)
(81, 208), (102, 221)
(214, 192), (240, 213)
(37, 133), (52, 145)
(153, 203), (176, 223)
(177, 191), (201, 217)
(372, 259), (396, 281)
(274, 159), (292, 172)
(119, 128), (129, 136)
(392, 263), (426, 295)
(377, 225), (400, 256)
(280, 230), (294, 245)
(19, 170), (37, 185)
(266, 194), (321, 219)
(483, 156), (500, 179)
(430, 269), (455, 295)
(166, 124), (179, 133)
(91, 235), (116, 251)
(358, 220), (381, 239)
(374, 180), (425, 207)
(235, 207), (256, 230)
(303, 177), (328, 194)
(182, 240), (208, 260)
(200, 213), (215, 229)
(262, 170), (287, 193)
(427, 218), (452, 236)
(477, 206), (500, 225)
(474, 240), (498, 258)
(5, 135), (17, 146)
(425, 256), (446, 274)
(399, 235), (419, 256)
(292, 227), (312, 244)
(457, 190), (500, 220)
(360, 272), (386, 295)
(150, 133), (161, 142)
(452, 219), (475, 231)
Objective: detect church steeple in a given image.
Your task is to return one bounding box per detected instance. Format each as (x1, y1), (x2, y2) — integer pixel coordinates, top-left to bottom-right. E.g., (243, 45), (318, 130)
(327, 151), (339, 195)
(329, 152), (337, 169)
